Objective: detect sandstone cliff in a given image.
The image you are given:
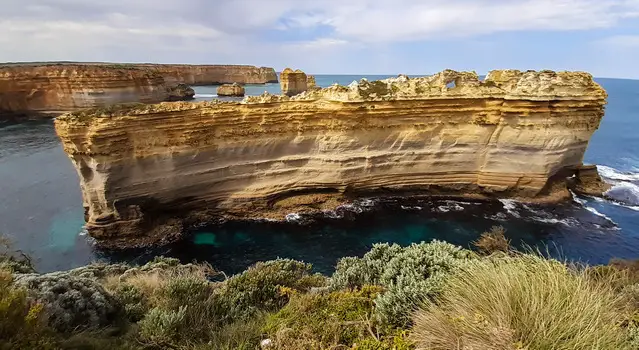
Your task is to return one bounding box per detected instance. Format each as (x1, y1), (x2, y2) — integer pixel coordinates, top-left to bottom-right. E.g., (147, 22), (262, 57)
(0, 62), (277, 119)
(133, 64), (278, 85)
(280, 68), (308, 96)
(54, 69), (607, 246)
(0, 64), (169, 119)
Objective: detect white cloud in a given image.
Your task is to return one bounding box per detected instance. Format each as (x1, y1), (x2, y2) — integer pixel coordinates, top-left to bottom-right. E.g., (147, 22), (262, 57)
(597, 35), (639, 48)
(0, 0), (638, 76)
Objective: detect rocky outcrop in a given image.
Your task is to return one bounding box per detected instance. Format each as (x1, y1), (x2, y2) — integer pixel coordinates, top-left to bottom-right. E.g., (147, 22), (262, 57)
(166, 83), (195, 101)
(307, 75), (317, 89)
(0, 62), (277, 119)
(54, 69), (607, 246)
(280, 68), (308, 96)
(217, 83), (245, 97)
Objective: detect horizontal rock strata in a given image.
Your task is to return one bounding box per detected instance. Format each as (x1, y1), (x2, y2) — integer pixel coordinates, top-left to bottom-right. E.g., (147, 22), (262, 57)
(0, 64), (168, 119)
(0, 63), (277, 119)
(54, 69), (607, 246)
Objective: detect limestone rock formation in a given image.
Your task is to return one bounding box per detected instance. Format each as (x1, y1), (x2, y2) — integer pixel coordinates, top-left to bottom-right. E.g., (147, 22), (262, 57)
(0, 62), (277, 119)
(307, 75), (318, 89)
(166, 83), (195, 101)
(54, 69), (608, 247)
(280, 68), (308, 96)
(132, 64), (278, 85)
(217, 83), (246, 97)
(0, 64), (168, 119)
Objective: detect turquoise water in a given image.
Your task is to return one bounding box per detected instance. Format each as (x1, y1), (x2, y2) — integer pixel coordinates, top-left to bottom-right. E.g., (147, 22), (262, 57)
(1, 75), (638, 274)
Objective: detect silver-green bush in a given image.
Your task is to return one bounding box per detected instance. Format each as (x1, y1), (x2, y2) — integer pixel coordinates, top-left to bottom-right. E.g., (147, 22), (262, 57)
(330, 240), (473, 327)
(14, 271), (121, 333)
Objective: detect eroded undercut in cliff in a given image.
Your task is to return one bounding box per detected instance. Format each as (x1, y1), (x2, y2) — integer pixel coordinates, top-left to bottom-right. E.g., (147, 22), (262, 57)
(54, 69), (608, 247)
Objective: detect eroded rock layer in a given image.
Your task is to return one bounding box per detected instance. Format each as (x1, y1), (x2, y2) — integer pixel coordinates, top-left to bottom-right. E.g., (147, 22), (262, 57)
(54, 69), (607, 245)
(0, 63), (277, 119)
(0, 64), (168, 118)
(134, 64), (278, 85)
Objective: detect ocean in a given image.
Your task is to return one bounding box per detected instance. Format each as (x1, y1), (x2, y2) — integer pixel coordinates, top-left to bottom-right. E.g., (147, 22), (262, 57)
(1, 75), (638, 274)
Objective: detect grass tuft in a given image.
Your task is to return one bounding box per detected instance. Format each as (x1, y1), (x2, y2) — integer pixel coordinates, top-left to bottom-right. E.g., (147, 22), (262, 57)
(412, 254), (631, 350)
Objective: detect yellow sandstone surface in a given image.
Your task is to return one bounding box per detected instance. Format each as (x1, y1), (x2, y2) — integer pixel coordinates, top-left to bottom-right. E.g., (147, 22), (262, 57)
(54, 69), (607, 246)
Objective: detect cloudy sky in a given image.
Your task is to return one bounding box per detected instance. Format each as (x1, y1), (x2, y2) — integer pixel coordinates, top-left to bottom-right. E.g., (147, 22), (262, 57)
(2, 0), (639, 78)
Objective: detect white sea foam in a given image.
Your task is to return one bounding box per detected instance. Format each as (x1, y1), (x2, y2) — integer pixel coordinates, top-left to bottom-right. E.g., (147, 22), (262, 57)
(584, 206), (617, 225)
(401, 205), (423, 210)
(194, 94), (217, 98)
(499, 199), (521, 218)
(570, 190), (588, 205)
(597, 165), (639, 182)
(605, 182), (639, 205)
(285, 213), (301, 222)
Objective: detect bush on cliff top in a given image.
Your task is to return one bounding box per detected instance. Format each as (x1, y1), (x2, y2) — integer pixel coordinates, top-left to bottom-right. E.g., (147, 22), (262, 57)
(411, 254), (631, 350)
(330, 240), (474, 327)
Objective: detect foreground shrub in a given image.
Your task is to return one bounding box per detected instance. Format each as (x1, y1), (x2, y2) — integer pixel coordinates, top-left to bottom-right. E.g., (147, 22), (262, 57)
(473, 225), (510, 255)
(216, 258), (327, 323)
(263, 286), (382, 349)
(0, 268), (58, 349)
(412, 254), (631, 350)
(138, 306), (189, 348)
(330, 241), (472, 327)
(14, 270), (122, 333)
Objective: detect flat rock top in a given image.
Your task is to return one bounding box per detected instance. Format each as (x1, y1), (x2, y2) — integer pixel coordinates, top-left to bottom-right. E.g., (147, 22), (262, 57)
(57, 69), (607, 121)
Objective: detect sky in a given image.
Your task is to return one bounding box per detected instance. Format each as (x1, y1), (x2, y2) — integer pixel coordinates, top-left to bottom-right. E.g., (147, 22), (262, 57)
(1, 0), (639, 78)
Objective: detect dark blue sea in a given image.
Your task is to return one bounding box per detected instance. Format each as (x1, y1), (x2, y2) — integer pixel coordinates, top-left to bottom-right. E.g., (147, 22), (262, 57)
(1, 75), (638, 274)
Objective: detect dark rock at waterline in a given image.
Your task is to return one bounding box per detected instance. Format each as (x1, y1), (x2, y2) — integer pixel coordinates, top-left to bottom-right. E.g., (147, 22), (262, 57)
(166, 83), (195, 101)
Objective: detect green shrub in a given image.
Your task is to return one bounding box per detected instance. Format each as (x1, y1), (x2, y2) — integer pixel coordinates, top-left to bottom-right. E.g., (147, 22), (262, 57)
(14, 270), (122, 333)
(263, 286), (382, 349)
(0, 269), (59, 349)
(138, 306), (188, 348)
(113, 284), (148, 322)
(216, 259), (327, 322)
(331, 241), (473, 327)
(354, 330), (414, 350)
(411, 254), (630, 350)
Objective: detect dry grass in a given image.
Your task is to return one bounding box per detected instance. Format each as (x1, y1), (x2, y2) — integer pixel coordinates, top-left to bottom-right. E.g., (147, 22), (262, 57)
(412, 254), (631, 350)
(472, 226), (510, 255)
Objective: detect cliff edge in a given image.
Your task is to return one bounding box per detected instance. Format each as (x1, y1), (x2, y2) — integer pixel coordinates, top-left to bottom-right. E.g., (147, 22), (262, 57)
(54, 69), (607, 247)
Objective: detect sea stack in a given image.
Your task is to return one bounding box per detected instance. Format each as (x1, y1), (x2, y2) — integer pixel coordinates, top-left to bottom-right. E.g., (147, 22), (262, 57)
(54, 69), (608, 247)
(217, 83), (245, 97)
(280, 68), (308, 96)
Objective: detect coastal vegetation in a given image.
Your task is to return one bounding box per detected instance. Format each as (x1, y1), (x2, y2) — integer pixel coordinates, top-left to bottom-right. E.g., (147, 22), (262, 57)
(2, 229), (639, 349)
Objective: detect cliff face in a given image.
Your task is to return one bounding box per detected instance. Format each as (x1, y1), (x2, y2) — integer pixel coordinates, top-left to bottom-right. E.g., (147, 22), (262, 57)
(134, 64), (278, 85)
(280, 68), (308, 96)
(54, 69), (607, 246)
(0, 64), (168, 118)
(0, 63), (278, 119)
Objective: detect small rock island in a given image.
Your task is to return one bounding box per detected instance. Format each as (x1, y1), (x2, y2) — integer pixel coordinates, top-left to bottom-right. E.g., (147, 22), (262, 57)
(54, 69), (608, 247)
(217, 83), (245, 97)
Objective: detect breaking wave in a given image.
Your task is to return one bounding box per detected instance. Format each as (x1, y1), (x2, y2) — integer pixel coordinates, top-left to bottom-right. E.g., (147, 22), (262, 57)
(194, 94), (217, 98)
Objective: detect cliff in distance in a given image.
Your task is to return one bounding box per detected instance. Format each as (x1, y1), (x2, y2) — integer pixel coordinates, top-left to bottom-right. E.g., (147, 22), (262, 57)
(0, 62), (277, 119)
(54, 69), (608, 247)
